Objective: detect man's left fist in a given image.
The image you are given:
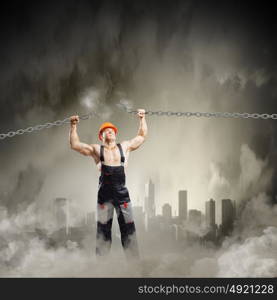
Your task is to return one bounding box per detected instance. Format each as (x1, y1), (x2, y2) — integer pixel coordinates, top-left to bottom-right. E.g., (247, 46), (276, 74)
(137, 109), (146, 119)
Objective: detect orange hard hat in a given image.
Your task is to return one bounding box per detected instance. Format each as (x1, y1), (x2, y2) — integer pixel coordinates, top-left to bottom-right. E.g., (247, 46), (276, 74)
(98, 122), (118, 141)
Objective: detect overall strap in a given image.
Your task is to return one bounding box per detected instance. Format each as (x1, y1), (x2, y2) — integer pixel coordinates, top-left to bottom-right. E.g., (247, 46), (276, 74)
(100, 145), (104, 163)
(117, 143), (125, 166)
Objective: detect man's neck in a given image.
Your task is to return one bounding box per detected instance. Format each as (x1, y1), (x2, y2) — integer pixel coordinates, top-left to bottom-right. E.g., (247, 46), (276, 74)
(103, 140), (117, 149)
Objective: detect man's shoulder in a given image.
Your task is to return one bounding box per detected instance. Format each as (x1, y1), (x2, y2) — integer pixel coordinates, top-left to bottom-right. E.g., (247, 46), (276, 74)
(118, 140), (130, 147)
(120, 140), (130, 152)
(120, 140), (129, 146)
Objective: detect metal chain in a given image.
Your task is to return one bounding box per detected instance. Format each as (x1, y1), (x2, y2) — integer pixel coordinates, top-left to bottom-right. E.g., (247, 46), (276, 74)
(0, 112), (97, 140)
(121, 107), (277, 120)
(1, 107), (277, 140)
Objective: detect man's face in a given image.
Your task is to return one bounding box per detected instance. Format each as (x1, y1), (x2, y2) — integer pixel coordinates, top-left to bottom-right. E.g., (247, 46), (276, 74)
(102, 128), (116, 141)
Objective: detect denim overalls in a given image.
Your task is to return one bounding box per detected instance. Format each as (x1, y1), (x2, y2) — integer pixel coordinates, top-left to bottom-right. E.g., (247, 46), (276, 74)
(96, 143), (140, 260)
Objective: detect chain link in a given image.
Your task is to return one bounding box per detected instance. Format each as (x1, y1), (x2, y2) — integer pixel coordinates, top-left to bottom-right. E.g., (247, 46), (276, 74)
(123, 107), (277, 121)
(1, 108), (277, 141)
(0, 112), (96, 140)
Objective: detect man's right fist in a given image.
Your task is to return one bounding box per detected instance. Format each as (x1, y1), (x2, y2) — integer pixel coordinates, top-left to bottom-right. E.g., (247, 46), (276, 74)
(70, 115), (79, 125)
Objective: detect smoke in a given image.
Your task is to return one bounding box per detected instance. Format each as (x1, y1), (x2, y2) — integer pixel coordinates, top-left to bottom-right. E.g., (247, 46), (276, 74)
(0, 189), (277, 277)
(208, 162), (231, 199)
(2, 164), (45, 215)
(208, 143), (274, 202)
(217, 226), (277, 277)
(238, 144), (273, 199)
(80, 87), (100, 110)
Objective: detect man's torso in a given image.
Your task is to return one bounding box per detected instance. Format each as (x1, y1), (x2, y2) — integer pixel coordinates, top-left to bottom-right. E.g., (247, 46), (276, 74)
(90, 142), (130, 171)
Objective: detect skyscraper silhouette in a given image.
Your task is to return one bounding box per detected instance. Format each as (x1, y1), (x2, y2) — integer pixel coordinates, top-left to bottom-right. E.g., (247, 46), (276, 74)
(144, 179), (155, 231)
(145, 179), (155, 218)
(162, 203), (172, 222)
(178, 190), (187, 224)
(205, 198), (217, 242)
(205, 198), (216, 227)
(221, 199), (235, 236)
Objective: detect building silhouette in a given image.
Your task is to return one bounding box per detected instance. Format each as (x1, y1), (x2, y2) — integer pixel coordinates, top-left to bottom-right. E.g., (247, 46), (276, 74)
(205, 198), (217, 242)
(178, 190), (187, 224)
(162, 203), (172, 222)
(145, 179), (155, 217)
(144, 179), (155, 231)
(205, 198), (216, 227)
(221, 199), (235, 236)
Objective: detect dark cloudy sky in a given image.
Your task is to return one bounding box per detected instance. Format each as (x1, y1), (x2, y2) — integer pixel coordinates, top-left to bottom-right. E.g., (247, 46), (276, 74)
(1, 0), (277, 211)
(0, 0), (277, 277)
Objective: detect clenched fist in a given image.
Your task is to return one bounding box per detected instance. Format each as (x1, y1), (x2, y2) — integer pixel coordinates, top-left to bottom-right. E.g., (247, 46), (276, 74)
(137, 109), (146, 119)
(70, 115), (79, 126)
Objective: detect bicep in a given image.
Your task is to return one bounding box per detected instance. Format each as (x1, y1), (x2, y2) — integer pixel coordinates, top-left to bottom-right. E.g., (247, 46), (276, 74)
(75, 142), (94, 156)
(126, 136), (145, 151)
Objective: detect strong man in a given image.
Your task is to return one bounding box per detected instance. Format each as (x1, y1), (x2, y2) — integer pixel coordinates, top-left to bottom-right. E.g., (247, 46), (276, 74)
(69, 109), (147, 260)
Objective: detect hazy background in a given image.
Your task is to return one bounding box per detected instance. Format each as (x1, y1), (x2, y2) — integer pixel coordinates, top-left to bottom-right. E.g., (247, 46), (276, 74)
(0, 0), (277, 277)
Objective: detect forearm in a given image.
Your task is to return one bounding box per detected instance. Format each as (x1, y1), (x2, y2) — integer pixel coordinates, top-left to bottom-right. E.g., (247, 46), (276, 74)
(69, 125), (81, 148)
(137, 117), (147, 137)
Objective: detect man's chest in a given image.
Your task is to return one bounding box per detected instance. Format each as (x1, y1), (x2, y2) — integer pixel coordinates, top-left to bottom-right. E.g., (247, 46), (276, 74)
(104, 147), (121, 162)
(95, 144), (128, 162)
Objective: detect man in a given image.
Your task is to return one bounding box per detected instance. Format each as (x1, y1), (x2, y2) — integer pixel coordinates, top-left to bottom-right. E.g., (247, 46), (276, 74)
(69, 109), (147, 260)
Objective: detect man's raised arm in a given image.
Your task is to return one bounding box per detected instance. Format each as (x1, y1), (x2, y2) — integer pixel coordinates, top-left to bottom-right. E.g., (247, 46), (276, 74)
(125, 109), (148, 152)
(69, 115), (94, 156)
